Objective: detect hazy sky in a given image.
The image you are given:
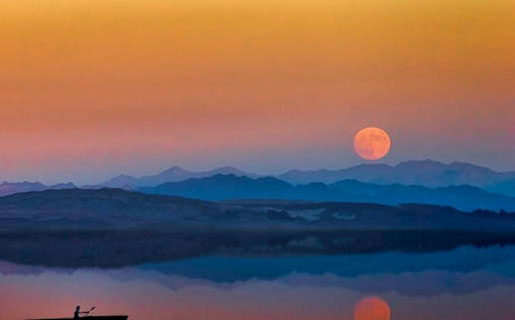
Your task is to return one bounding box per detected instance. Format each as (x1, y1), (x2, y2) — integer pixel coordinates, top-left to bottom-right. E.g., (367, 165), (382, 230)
(1, 0), (514, 184)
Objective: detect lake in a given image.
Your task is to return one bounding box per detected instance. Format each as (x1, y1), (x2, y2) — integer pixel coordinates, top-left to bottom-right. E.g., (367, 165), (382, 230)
(2, 245), (515, 320)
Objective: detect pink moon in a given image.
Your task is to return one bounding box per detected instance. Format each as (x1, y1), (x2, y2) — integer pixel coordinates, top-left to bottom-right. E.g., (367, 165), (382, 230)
(354, 127), (392, 160)
(354, 296), (392, 320)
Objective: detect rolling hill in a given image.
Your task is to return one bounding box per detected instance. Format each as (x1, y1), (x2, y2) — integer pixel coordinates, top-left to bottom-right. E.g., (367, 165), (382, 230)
(0, 188), (514, 232)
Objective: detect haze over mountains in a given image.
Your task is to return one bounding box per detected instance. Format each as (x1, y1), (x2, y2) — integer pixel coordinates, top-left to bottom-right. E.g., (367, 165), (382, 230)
(0, 160), (515, 211)
(139, 174), (515, 212)
(97, 159), (515, 198)
(278, 160), (515, 190)
(95, 166), (259, 188)
(0, 181), (76, 198)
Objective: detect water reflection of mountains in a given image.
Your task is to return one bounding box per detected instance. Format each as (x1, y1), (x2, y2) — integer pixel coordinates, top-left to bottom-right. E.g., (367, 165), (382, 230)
(2, 229), (515, 268)
(136, 246), (515, 281)
(134, 246), (515, 297)
(2, 245), (515, 298)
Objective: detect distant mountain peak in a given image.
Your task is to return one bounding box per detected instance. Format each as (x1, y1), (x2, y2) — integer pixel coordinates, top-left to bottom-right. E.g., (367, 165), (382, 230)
(214, 166), (238, 170)
(448, 161), (496, 172)
(395, 159), (445, 168)
(354, 163), (393, 168)
(115, 174), (136, 179)
(211, 166), (255, 176)
(96, 165), (260, 188)
(50, 182), (77, 189)
(160, 166), (191, 174)
(278, 159), (515, 192)
(0, 181), (76, 197)
(1, 181), (45, 187)
(97, 175), (139, 189)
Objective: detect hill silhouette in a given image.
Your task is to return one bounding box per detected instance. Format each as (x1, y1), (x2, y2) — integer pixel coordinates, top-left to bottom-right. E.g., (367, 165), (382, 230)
(0, 188), (514, 232)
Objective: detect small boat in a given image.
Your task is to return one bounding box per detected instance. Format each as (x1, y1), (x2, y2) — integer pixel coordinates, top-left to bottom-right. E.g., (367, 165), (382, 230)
(27, 317), (128, 320)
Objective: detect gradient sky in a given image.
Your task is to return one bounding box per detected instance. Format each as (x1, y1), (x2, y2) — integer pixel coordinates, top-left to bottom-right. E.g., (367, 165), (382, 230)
(1, 0), (514, 184)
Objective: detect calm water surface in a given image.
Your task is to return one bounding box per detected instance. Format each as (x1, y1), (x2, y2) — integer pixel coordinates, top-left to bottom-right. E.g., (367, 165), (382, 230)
(2, 245), (515, 320)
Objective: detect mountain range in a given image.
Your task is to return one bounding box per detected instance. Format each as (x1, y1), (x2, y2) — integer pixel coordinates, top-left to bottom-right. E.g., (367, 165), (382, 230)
(139, 174), (515, 212)
(94, 166), (259, 188)
(278, 159), (515, 190)
(94, 160), (515, 197)
(1, 160), (514, 208)
(0, 181), (76, 198)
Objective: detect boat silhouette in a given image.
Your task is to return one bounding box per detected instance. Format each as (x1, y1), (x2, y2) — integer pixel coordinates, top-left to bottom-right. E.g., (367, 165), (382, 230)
(27, 317), (128, 320)
(26, 305), (128, 320)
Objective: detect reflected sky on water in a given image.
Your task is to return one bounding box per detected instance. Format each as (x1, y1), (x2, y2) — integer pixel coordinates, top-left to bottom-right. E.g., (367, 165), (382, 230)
(2, 245), (515, 320)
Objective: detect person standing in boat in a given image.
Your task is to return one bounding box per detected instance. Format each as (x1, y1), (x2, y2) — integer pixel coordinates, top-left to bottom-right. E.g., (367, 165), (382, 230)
(74, 306), (90, 319)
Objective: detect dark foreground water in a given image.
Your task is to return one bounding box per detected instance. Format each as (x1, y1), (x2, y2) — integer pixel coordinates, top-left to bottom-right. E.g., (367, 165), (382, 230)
(2, 245), (515, 320)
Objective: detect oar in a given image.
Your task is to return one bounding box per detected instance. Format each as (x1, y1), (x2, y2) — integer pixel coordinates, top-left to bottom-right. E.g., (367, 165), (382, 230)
(84, 306), (96, 317)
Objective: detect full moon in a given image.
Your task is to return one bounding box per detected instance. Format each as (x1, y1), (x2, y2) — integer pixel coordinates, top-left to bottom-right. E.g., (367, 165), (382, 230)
(353, 127), (391, 160)
(353, 297), (392, 320)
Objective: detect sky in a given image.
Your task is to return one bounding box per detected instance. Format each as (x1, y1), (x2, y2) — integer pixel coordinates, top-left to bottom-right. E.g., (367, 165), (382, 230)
(1, 0), (514, 184)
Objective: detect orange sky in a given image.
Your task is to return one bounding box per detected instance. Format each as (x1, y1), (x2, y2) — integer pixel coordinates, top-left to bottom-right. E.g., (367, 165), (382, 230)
(0, 0), (514, 183)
